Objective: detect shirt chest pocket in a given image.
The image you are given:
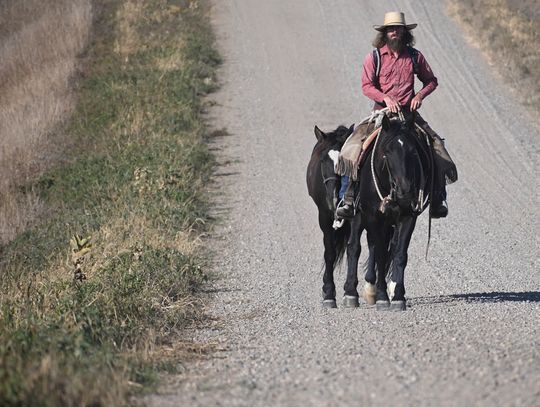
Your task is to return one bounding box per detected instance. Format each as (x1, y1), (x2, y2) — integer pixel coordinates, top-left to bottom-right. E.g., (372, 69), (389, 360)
(380, 59), (413, 86)
(379, 67), (394, 86)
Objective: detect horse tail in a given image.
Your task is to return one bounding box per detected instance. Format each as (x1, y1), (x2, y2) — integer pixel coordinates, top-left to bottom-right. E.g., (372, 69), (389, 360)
(333, 221), (350, 269)
(384, 226), (399, 282)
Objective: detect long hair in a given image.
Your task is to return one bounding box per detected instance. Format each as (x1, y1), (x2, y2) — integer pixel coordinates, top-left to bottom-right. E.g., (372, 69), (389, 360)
(372, 29), (415, 48)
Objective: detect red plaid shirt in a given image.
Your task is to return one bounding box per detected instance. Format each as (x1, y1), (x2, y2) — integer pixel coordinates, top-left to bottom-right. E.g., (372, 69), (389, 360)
(361, 44), (438, 108)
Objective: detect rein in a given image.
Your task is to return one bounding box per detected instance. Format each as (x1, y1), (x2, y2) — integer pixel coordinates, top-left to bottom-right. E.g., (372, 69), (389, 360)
(370, 126), (386, 201)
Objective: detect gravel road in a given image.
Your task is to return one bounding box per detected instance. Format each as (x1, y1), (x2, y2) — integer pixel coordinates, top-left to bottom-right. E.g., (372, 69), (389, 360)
(148, 1), (539, 405)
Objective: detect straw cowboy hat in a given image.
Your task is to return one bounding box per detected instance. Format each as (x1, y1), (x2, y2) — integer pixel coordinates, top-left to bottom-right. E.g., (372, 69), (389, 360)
(373, 11), (417, 31)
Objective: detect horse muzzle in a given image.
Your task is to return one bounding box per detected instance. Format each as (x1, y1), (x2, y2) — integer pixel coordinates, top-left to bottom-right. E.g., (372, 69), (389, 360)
(327, 195), (338, 212)
(380, 190), (421, 216)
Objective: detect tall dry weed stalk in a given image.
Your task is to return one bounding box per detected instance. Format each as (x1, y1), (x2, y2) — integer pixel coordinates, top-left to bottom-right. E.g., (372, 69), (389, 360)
(0, 0), (92, 244)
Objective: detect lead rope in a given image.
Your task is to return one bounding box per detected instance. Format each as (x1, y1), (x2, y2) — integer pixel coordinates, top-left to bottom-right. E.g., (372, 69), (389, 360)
(413, 123), (436, 259)
(426, 131), (435, 260)
(370, 126), (385, 201)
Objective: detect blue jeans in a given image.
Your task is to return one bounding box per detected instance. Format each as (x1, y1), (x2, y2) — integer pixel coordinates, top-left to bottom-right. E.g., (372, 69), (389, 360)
(339, 176), (349, 199)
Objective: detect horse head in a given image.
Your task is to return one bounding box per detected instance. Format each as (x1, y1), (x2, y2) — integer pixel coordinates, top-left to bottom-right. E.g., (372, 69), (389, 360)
(378, 120), (426, 215)
(307, 124), (354, 212)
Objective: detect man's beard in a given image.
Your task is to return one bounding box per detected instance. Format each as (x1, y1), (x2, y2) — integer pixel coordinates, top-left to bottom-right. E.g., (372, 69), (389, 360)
(387, 37), (404, 52)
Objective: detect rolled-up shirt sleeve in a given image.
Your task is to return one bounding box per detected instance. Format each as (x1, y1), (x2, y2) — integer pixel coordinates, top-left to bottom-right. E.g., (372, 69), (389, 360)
(416, 51), (438, 99)
(361, 52), (386, 103)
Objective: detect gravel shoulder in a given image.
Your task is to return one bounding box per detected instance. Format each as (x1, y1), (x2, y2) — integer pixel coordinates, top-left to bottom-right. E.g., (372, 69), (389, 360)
(147, 1), (540, 405)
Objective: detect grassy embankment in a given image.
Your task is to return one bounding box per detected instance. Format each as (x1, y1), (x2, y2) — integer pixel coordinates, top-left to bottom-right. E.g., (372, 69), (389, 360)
(0, 0), (220, 405)
(447, 0), (540, 115)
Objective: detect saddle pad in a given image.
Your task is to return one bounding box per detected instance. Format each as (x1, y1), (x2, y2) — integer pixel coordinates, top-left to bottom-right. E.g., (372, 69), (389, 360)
(336, 123), (379, 180)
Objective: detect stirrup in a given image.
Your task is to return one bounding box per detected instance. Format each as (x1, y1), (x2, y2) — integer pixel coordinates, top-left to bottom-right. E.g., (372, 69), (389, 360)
(336, 202), (355, 219)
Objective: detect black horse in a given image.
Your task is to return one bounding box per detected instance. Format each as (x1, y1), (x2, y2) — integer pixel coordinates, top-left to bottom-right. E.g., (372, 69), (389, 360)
(344, 115), (433, 311)
(307, 124), (354, 308)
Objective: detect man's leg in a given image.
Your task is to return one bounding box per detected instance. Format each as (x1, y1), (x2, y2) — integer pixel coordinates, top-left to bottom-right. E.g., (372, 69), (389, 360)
(336, 177), (356, 218)
(335, 122), (372, 219)
(430, 161), (448, 218)
(415, 114), (458, 218)
(339, 176), (349, 200)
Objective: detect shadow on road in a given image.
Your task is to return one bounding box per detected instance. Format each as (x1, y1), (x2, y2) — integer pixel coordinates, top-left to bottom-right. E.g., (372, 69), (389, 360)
(414, 291), (540, 304)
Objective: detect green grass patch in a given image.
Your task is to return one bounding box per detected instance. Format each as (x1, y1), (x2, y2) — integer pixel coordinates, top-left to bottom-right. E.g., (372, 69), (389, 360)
(0, 0), (221, 405)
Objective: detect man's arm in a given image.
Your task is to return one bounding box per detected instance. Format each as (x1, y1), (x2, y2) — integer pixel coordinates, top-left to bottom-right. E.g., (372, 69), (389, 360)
(361, 52), (386, 103)
(362, 52), (402, 113)
(415, 51), (438, 99)
(411, 50), (438, 111)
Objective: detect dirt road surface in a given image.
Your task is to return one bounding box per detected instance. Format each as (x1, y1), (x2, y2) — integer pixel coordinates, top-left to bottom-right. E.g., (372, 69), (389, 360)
(148, 1), (539, 405)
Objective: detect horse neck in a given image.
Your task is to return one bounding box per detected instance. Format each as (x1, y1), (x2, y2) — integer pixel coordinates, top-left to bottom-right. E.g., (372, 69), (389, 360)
(307, 142), (332, 199)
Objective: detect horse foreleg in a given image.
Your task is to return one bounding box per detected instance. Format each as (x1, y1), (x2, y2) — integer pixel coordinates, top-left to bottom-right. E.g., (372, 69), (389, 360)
(388, 216), (417, 311)
(362, 244), (377, 306)
(343, 216), (362, 307)
(320, 212), (338, 308)
(367, 220), (393, 310)
(322, 231), (337, 307)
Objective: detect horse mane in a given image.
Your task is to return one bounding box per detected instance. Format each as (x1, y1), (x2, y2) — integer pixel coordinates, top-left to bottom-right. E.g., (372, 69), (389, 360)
(378, 119), (413, 148)
(325, 125), (354, 144)
(312, 125), (354, 157)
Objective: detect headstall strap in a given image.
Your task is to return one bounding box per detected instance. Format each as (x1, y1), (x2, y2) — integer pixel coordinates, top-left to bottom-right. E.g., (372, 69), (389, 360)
(322, 175), (338, 185)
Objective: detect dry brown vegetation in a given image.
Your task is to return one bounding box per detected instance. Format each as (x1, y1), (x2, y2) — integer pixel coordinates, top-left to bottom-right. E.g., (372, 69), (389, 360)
(0, 0), (92, 244)
(447, 0), (540, 116)
(1, 0), (220, 405)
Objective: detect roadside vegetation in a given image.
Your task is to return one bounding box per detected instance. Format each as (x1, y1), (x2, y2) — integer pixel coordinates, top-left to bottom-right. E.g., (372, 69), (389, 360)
(0, 0), (220, 405)
(447, 0), (540, 115)
(0, 0), (92, 244)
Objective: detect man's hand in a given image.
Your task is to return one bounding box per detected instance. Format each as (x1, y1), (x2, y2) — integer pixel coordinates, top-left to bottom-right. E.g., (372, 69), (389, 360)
(411, 93), (423, 111)
(383, 95), (401, 113)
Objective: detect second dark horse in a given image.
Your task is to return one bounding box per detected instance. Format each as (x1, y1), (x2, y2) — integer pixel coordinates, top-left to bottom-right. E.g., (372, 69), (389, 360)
(307, 124), (354, 308)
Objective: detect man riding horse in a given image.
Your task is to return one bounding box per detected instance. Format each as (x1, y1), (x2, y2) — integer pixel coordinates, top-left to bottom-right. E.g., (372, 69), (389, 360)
(336, 11), (457, 220)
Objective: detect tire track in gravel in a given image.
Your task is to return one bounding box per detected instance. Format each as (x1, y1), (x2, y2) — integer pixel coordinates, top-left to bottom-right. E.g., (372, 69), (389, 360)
(147, 1), (540, 406)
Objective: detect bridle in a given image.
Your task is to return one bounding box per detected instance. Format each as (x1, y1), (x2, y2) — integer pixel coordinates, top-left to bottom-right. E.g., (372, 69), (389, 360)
(370, 126), (429, 214)
(320, 154), (339, 203)
(321, 173), (338, 186)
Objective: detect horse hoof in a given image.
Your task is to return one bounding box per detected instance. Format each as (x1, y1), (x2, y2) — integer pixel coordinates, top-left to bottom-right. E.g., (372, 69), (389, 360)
(362, 282), (376, 305)
(322, 299), (337, 309)
(376, 300), (390, 311)
(390, 300), (406, 311)
(342, 295), (359, 308)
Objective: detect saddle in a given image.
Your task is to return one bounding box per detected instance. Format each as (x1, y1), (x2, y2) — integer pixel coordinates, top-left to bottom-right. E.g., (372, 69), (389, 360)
(337, 109), (432, 180)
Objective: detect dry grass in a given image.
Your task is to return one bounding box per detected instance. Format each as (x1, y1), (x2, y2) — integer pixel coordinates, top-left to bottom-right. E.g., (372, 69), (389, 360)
(115, 0), (145, 59)
(0, 0), (92, 244)
(0, 0), (220, 405)
(447, 0), (540, 116)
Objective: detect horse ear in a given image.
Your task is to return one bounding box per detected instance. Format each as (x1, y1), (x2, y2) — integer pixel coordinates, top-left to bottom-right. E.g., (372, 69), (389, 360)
(381, 116), (390, 131)
(314, 125), (325, 142)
